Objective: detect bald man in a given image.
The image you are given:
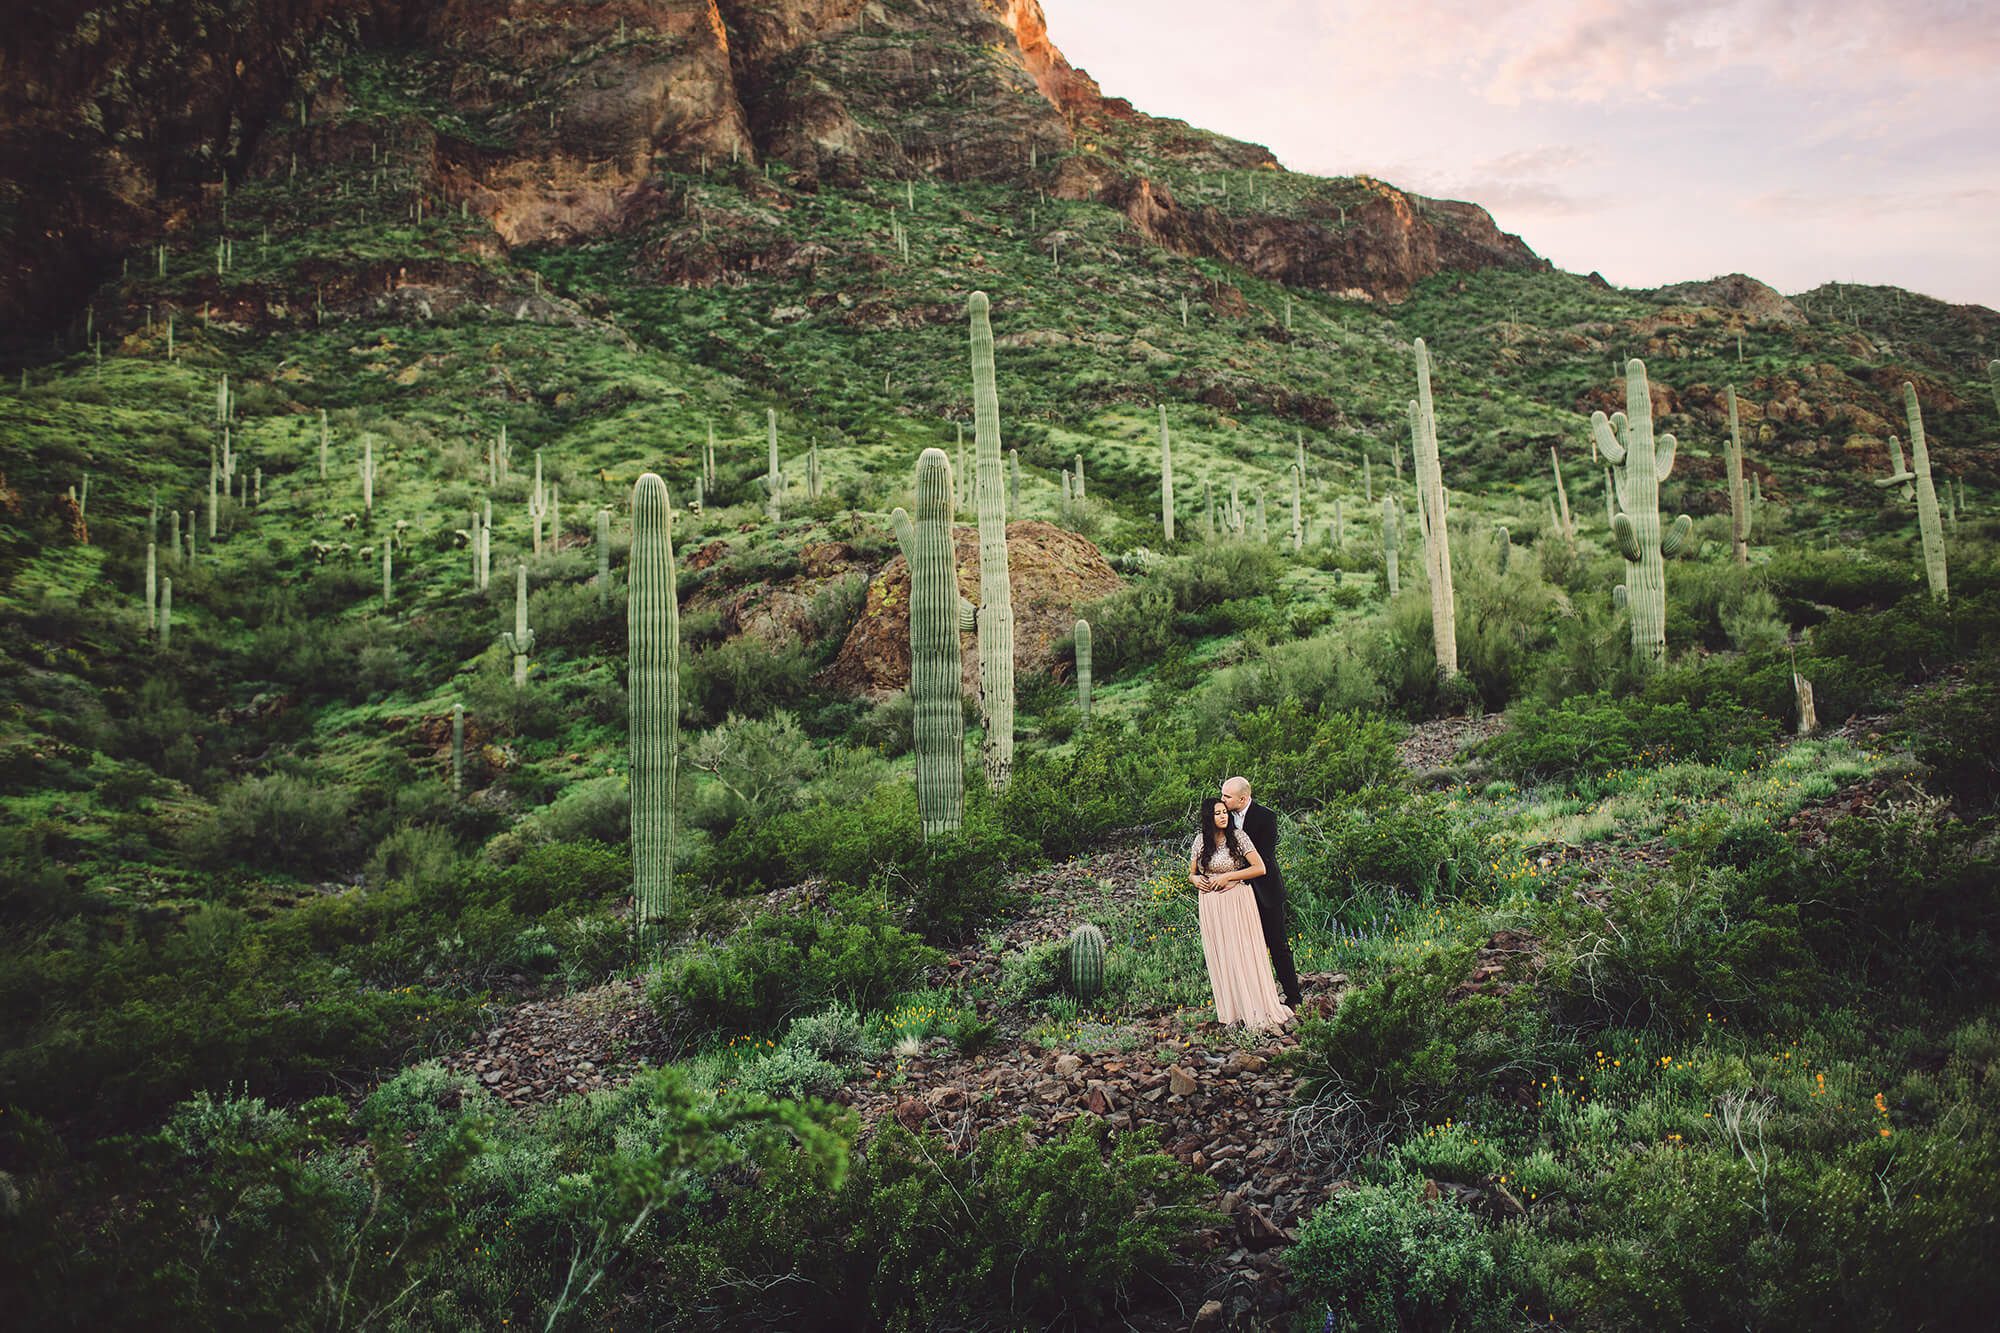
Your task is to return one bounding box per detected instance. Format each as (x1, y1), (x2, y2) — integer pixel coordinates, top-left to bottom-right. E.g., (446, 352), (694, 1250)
(1220, 776), (1303, 1009)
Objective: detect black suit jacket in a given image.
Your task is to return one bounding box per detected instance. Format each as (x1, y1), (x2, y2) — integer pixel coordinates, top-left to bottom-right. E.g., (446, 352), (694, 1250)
(1237, 802), (1283, 890)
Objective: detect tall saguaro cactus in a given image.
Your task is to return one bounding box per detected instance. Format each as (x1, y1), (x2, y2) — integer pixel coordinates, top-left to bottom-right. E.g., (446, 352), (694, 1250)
(968, 291), (1016, 789)
(629, 473), (680, 933)
(1382, 496), (1400, 595)
(766, 409), (783, 522)
(1159, 404), (1176, 542)
(451, 703), (465, 799)
(596, 507), (612, 605)
(158, 578), (173, 650)
(500, 564), (535, 688)
(381, 542), (392, 607)
(1724, 385), (1752, 566)
(145, 542), (158, 629)
(1876, 382), (1949, 599)
(910, 448), (965, 836)
(1594, 358), (1693, 668)
(362, 435), (374, 515)
(1290, 464), (1303, 552)
(1550, 446), (1574, 543)
(1074, 618), (1093, 720)
(1989, 360), (1999, 418)
(1409, 339), (1459, 678)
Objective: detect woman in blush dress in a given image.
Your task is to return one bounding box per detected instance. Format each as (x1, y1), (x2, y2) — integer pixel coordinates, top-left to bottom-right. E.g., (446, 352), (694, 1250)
(1188, 797), (1295, 1031)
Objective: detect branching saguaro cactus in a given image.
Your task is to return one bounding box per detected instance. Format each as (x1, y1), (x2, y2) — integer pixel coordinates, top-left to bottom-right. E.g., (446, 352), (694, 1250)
(1382, 495), (1400, 595)
(629, 474), (680, 935)
(910, 448), (964, 837)
(1724, 385), (1752, 566)
(1409, 339), (1459, 678)
(500, 564), (536, 688)
(1159, 404), (1176, 542)
(1875, 382), (1949, 599)
(968, 291), (1016, 789)
(1595, 358), (1693, 668)
(1074, 618), (1093, 720)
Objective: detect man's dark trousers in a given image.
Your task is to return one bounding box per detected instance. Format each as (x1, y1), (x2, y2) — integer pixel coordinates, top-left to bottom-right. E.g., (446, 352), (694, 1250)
(1239, 801), (1303, 1007)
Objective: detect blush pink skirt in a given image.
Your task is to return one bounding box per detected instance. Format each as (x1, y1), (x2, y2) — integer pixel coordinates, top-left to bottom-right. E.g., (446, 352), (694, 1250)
(1198, 883), (1295, 1031)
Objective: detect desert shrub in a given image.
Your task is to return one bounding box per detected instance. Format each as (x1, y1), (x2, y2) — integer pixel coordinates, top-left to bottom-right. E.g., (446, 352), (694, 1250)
(686, 709), (818, 827)
(783, 1003), (870, 1064)
(646, 904), (940, 1034)
(1489, 690), (1778, 780)
(366, 823), (462, 889)
(682, 1116), (1219, 1330)
(848, 690), (913, 756)
(1899, 660), (2000, 806)
(191, 768), (359, 873)
(532, 776), (629, 845)
(997, 723), (1193, 855)
(1081, 540), (1284, 676)
(1287, 1168), (1514, 1332)
(735, 1044), (848, 1101)
(1287, 794), (1494, 905)
(1764, 546), (1914, 613)
(1190, 628), (1388, 723)
(1292, 944), (1550, 1120)
(1203, 706), (1405, 809)
(680, 635), (815, 725)
(1540, 865), (1818, 1032)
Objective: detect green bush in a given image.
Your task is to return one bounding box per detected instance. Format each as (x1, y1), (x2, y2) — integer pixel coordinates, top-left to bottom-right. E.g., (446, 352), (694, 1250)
(646, 904), (940, 1034)
(684, 1116), (1220, 1330)
(1292, 944), (1547, 1120)
(1287, 794), (1494, 904)
(190, 768), (359, 873)
(1287, 1168), (1514, 1332)
(1489, 690), (1779, 780)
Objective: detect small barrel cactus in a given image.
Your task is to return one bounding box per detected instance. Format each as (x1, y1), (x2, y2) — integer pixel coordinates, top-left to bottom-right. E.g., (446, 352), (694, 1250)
(1067, 922), (1106, 1002)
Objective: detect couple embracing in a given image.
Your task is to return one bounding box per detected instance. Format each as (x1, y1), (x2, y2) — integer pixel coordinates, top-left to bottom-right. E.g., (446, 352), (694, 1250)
(1188, 777), (1303, 1031)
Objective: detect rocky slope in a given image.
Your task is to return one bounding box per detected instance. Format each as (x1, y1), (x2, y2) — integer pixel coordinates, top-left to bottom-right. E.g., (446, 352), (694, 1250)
(1, 0), (1542, 337)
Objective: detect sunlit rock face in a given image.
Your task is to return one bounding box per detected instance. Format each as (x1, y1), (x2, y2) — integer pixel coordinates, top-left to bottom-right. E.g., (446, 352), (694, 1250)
(0, 0), (1542, 332)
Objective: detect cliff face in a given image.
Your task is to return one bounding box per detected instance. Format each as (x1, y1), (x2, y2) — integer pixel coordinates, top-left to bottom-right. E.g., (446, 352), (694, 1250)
(0, 0), (1542, 335)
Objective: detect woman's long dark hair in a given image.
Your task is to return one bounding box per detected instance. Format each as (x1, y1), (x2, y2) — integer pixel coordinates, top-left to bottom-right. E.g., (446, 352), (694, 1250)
(1197, 797), (1242, 864)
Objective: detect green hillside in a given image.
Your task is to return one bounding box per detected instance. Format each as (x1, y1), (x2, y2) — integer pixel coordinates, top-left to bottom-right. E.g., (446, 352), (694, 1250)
(2, 32), (1998, 1333)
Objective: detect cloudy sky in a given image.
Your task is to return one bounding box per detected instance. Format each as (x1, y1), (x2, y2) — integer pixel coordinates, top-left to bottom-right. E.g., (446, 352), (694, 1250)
(1041, 0), (2000, 309)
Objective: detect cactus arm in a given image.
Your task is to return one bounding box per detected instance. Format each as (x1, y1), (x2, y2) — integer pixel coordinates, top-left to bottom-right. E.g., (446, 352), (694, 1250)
(1661, 514), (1693, 558)
(1613, 584), (1628, 611)
(1656, 431), (1678, 481)
(891, 506), (915, 561)
(1611, 512), (1641, 562)
(958, 596), (978, 634)
(1591, 411), (1626, 465)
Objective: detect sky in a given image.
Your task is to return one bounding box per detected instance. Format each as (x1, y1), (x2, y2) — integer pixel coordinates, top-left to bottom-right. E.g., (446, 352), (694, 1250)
(1040, 0), (2000, 310)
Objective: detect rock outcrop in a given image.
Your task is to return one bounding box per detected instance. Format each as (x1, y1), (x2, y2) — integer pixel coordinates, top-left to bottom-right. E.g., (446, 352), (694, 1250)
(1, 0), (1547, 335)
(825, 519), (1122, 698)
(1647, 273), (1807, 326)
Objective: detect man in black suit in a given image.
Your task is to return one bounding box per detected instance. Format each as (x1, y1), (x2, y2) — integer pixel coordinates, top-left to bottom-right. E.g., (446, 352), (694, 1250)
(1221, 776), (1303, 1009)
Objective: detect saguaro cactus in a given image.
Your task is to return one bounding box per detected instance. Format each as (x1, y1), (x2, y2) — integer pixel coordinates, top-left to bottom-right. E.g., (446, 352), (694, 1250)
(168, 510), (181, 566)
(968, 291), (1016, 789)
(500, 564), (536, 688)
(145, 542), (157, 629)
(1074, 618), (1093, 720)
(909, 448), (964, 836)
(319, 409), (329, 479)
(1409, 339), (1459, 678)
(596, 507), (612, 605)
(766, 409), (783, 522)
(381, 542), (392, 607)
(1594, 358), (1693, 668)
(1724, 385), (1752, 566)
(1255, 492), (1268, 544)
(1159, 404), (1176, 542)
(1382, 495), (1401, 595)
(1290, 464), (1304, 552)
(1550, 446), (1574, 543)
(1008, 447), (1020, 516)
(1875, 382), (1948, 599)
(362, 435), (374, 515)
(1073, 453), (1086, 502)
(1989, 360), (1999, 418)
(158, 577), (173, 650)
(1067, 922), (1106, 1001)
(1204, 480), (1216, 541)
(451, 703), (465, 799)
(629, 473), (680, 933)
